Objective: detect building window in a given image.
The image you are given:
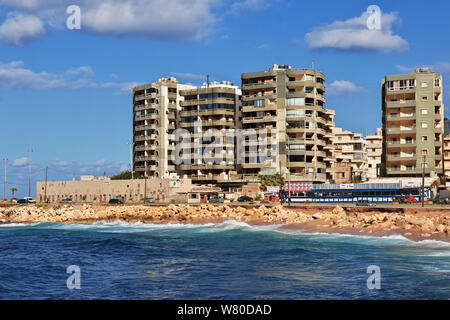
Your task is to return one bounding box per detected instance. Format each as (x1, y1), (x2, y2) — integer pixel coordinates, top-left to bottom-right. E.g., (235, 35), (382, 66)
(422, 136), (428, 142)
(421, 109), (428, 115)
(435, 79), (441, 87)
(421, 82), (428, 88)
(421, 96), (428, 101)
(286, 97), (305, 106)
(254, 99), (265, 108)
(422, 122), (428, 128)
(422, 150), (428, 156)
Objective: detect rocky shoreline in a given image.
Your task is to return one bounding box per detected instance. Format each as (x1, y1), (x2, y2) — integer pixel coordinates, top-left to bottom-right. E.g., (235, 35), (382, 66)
(1, 204), (449, 242)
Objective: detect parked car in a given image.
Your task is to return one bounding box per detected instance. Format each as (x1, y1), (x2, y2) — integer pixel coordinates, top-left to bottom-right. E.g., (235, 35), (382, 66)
(209, 196), (224, 204)
(396, 195), (419, 204)
(60, 198), (73, 204)
(17, 198), (31, 204)
(356, 200), (376, 207)
(237, 195), (253, 202)
(23, 197), (36, 203)
(10, 198), (18, 203)
(108, 199), (124, 204)
(433, 196), (450, 205)
(145, 197), (155, 203)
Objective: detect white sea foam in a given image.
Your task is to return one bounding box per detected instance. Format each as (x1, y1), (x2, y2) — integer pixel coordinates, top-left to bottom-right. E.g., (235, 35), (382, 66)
(0, 222), (41, 228)
(3, 219), (450, 250)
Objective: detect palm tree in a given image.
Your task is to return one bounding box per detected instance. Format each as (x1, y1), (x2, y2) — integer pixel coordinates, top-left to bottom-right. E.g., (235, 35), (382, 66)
(11, 187), (17, 199)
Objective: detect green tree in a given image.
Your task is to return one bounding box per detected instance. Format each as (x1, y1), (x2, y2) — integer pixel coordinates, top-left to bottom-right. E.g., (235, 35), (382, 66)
(258, 173), (285, 191)
(11, 187), (17, 199)
(111, 171), (133, 180)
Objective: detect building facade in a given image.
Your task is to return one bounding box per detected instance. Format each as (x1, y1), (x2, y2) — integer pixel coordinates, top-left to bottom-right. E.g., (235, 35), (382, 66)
(332, 127), (368, 182)
(178, 81), (242, 187)
(133, 77), (196, 179)
(240, 64), (335, 184)
(366, 128), (383, 179)
(382, 68), (444, 177)
(36, 176), (193, 203)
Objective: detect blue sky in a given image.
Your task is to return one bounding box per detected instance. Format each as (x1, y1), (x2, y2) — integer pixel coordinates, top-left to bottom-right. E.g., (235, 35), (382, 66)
(0, 0), (449, 198)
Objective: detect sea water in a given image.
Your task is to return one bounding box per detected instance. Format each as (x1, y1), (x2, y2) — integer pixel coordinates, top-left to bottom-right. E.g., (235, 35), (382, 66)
(0, 220), (449, 299)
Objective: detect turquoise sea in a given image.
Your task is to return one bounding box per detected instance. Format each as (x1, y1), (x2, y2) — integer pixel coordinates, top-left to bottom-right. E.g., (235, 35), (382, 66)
(0, 220), (449, 299)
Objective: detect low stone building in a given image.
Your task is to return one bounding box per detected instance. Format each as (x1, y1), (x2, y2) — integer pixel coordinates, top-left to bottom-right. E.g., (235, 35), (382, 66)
(36, 175), (192, 203)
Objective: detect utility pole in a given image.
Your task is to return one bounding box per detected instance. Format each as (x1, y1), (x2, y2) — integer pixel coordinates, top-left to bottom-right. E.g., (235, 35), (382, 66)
(421, 155), (426, 208)
(44, 166), (48, 203)
(144, 162), (148, 204)
(127, 142), (134, 202)
(2, 158), (7, 200)
(27, 149), (33, 198)
(286, 135), (291, 205)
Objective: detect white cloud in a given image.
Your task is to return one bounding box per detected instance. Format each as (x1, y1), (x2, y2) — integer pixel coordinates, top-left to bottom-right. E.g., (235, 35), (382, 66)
(327, 80), (365, 97)
(0, 0), (220, 45)
(0, 60), (91, 89)
(171, 72), (206, 80)
(396, 62), (450, 74)
(66, 66), (95, 77)
(0, 60), (136, 93)
(304, 10), (408, 52)
(0, 12), (45, 46)
(11, 157), (29, 167)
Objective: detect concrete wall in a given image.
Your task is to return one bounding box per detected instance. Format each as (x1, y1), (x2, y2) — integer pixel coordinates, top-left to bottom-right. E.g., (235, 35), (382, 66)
(37, 178), (192, 203)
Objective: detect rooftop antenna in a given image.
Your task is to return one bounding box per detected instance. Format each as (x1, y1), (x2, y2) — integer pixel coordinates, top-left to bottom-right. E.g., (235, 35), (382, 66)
(206, 74), (210, 88)
(312, 59), (315, 70)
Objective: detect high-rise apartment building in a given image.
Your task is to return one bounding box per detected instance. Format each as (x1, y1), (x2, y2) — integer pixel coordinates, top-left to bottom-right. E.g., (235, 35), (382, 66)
(178, 81), (242, 188)
(132, 77), (196, 178)
(366, 128), (383, 179)
(332, 127), (368, 182)
(241, 64), (335, 183)
(382, 68), (444, 177)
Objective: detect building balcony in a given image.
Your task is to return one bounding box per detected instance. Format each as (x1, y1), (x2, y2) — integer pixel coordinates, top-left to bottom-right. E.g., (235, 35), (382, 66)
(385, 100), (416, 108)
(241, 163), (274, 169)
(386, 114), (415, 121)
(386, 128), (416, 135)
(242, 116), (277, 124)
(243, 82), (277, 90)
(135, 124), (157, 131)
(386, 141), (415, 148)
(242, 94), (276, 102)
(386, 168), (417, 175)
(180, 164), (235, 170)
(386, 155), (417, 162)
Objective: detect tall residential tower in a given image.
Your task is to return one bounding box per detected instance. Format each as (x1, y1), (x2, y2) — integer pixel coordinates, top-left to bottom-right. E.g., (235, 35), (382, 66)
(241, 64), (335, 183)
(133, 77), (196, 178)
(382, 68), (444, 177)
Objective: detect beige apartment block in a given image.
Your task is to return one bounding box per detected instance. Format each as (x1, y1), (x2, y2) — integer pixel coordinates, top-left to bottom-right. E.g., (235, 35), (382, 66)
(366, 128), (383, 179)
(133, 77), (196, 179)
(332, 127), (368, 182)
(382, 68), (444, 177)
(241, 64), (335, 184)
(36, 175), (193, 203)
(443, 135), (450, 187)
(178, 81), (242, 189)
